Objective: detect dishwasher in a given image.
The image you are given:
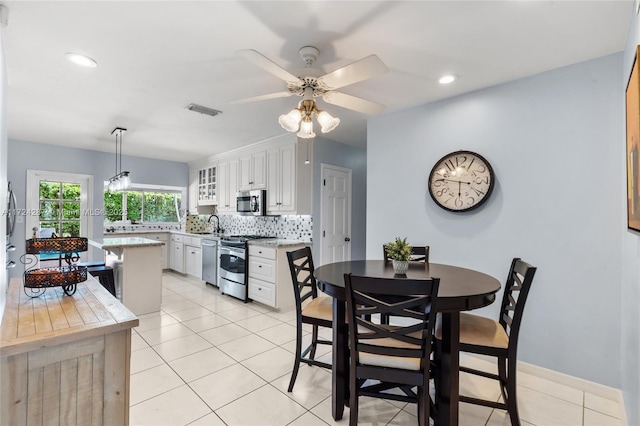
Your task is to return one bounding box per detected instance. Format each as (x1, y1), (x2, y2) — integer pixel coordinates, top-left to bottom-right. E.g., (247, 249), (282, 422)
(202, 239), (219, 287)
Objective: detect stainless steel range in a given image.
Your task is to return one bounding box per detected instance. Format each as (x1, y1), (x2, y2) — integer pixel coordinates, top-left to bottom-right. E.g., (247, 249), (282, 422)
(218, 235), (275, 302)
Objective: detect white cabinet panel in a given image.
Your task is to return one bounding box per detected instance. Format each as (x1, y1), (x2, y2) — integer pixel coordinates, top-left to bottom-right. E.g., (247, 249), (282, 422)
(239, 151), (267, 191)
(185, 246), (202, 279)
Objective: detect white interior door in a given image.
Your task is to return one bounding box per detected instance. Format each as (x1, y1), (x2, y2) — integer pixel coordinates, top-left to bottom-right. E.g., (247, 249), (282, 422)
(320, 164), (352, 265)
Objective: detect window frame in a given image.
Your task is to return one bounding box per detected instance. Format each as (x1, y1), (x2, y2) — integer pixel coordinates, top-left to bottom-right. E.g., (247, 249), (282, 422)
(103, 182), (186, 225)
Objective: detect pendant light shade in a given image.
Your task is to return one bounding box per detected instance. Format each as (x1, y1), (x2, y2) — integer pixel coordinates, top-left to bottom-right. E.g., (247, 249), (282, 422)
(108, 127), (131, 192)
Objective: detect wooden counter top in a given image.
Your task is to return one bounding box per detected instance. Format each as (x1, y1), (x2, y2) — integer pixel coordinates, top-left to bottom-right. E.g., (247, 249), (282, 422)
(1, 277), (139, 357)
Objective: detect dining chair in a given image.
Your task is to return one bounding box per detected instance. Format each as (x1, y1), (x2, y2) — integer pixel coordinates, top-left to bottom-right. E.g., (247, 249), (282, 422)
(383, 244), (430, 263)
(435, 257), (537, 426)
(344, 273), (440, 426)
(286, 246), (333, 392)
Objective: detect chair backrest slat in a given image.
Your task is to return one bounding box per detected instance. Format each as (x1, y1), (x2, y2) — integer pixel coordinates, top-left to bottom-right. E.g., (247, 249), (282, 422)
(287, 247), (319, 315)
(499, 258), (537, 349)
(345, 274), (439, 368)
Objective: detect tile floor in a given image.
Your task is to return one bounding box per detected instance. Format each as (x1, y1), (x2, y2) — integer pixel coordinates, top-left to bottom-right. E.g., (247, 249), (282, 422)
(128, 272), (624, 426)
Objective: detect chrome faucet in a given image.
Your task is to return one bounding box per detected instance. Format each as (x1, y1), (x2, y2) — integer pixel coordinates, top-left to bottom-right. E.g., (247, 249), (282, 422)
(207, 214), (221, 233)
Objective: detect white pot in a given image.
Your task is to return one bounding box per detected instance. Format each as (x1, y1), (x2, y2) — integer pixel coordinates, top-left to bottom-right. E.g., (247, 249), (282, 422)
(392, 260), (409, 275)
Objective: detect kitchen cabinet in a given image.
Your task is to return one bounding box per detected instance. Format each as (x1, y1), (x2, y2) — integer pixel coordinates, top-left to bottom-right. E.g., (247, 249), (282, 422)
(135, 233), (169, 269)
(267, 144), (297, 213)
(239, 151), (267, 191)
(170, 234), (185, 273)
(183, 236), (202, 279)
(197, 164), (217, 205)
(217, 158), (239, 213)
(247, 243), (304, 310)
(188, 169), (198, 213)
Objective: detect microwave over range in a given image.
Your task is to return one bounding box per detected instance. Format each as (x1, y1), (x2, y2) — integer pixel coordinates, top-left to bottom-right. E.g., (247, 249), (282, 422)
(236, 190), (266, 216)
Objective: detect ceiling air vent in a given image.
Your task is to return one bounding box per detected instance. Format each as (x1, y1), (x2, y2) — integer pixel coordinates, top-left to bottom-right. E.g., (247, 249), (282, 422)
(186, 103), (222, 117)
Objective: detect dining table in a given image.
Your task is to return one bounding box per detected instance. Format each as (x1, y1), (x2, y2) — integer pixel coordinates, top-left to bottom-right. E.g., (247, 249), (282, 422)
(314, 260), (501, 426)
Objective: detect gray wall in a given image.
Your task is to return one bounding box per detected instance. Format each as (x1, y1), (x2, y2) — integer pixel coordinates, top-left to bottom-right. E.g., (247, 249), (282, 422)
(312, 137), (367, 263)
(622, 8), (640, 425)
(7, 139), (188, 275)
(368, 54), (623, 390)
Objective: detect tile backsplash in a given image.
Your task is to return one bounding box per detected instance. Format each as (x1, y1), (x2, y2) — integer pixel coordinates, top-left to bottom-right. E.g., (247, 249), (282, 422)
(185, 214), (312, 242)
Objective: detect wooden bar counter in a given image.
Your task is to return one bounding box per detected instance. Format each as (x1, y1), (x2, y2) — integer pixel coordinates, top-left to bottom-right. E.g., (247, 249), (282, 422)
(0, 276), (138, 425)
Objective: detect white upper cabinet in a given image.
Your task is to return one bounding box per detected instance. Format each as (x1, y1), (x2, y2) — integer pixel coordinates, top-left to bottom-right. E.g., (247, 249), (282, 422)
(218, 158), (239, 213)
(239, 151), (267, 191)
(197, 164), (217, 205)
(188, 169), (198, 214)
(267, 144), (297, 213)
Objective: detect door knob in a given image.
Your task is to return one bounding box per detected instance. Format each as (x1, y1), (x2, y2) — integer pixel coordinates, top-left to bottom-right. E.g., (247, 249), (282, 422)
(344, 237), (351, 242)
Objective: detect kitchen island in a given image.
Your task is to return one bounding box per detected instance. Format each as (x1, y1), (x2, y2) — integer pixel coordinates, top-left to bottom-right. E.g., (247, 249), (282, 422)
(89, 237), (164, 315)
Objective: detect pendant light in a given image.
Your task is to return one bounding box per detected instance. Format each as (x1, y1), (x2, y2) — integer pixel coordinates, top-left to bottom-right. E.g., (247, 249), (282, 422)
(108, 127), (131, 192)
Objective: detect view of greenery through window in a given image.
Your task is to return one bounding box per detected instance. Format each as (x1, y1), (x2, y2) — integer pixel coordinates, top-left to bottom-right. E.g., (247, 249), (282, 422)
(39, 181), (81, 237)
(104, 190), (181, 223)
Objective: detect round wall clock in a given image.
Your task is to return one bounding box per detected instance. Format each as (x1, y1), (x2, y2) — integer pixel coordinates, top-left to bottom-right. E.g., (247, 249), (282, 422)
(428, 150), (495, 212)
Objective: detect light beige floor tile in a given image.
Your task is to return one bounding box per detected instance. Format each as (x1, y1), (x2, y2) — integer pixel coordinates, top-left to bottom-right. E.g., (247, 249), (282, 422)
(169, 347), (237, 383)
(217, 305), (265, 322)
(161, 299), (201, 313)
(130, 364), (184, 405)
(129, 385), (211, 426)
(264, 308), (298, 323)
(585, 393), (622, 419)
(311, 395), (401, 426)
(190, 363), (267, 410)
(181, 313), (230, 333)
(242, 346), (295, 382)
(187, 412), (227, 425)
(153, 334), (212, 362)
(235, 313), (284, 332)
(202, 298), (244, 313)
(259, 322), (302, 345)
(486, 409), (535, 426)
(215, 384), (307, 426)
(459, 401), (496, 426)
(272, 364), (332, 409)
(217, 333), (277, 361)
(245, 302), (276, 314)
(459, 369), (503, 403)
(131, 347), (165, 374)
(584, 407), (623, 426)
(160, 293), (189, 305)
(518, 369), (584, 406)
(199, 323), (252, 346)
(136, 311), (179, 332)
(167, 306), (216, 322)
(288, 412), (331, 426)
(517, 386), (583, 425)
(281, 333), (333, 359)
(387, 408), (420, 426)
(138, 322), (194, 346)
(185, 292), (221, 305)
(131, 332), (149, 351)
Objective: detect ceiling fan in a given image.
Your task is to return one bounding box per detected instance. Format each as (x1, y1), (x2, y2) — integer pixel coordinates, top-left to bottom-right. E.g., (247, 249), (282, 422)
(232, 46), (388, 138)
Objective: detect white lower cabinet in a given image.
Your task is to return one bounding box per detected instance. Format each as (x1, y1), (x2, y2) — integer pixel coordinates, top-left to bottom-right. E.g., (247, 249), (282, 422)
(170, 239), (185, 273)
(185, 245), (202, 279)
(247, 243), (305, 310)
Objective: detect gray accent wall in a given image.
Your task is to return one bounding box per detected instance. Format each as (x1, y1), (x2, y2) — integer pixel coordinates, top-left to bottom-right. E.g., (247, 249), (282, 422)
(7, 139), (188, 276)
(312, 137), (367, 263)
(368, 53), (623, 392)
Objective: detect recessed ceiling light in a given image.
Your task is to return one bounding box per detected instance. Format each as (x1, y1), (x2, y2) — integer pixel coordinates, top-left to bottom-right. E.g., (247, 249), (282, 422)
(65, 52), (97, 68)
(438, 74), (458, 85)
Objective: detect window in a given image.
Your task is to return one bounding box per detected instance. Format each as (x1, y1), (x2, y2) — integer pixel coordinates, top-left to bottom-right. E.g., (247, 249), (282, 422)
(39, 181), (81, 237)
(104, 184), (183, 223)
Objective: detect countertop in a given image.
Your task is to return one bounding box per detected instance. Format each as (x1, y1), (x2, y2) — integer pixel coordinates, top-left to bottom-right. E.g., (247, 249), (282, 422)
(102, 230), (308, 246)
(90, 237), (165, 250)
(248, 239), (308, 248)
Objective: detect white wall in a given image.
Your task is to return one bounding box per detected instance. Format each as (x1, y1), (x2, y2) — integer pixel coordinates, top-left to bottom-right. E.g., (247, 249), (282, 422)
(368, 53), (623, 389)
(0, 20), (7, 321)
(621, 8), (640, 425)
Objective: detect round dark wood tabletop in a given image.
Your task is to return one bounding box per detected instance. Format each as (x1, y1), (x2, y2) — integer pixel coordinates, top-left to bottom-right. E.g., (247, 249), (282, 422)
(315, 260), (501, 311)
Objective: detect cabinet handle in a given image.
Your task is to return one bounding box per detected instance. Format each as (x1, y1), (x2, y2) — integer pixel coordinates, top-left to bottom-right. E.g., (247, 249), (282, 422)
(258, 265), (262, 268)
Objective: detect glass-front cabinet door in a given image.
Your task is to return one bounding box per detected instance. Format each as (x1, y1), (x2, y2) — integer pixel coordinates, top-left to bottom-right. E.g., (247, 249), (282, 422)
(197, 164), (217, 205)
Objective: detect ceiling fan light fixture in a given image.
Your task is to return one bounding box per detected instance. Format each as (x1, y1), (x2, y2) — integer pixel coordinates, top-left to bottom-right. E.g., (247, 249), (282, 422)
(317, 110), (340, 133)
(65, 52), (97, 68)
(279, 108), (302, 132)
(297, 116), (316, 139)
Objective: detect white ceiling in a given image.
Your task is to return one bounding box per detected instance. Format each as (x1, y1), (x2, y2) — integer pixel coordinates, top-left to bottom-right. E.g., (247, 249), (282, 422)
(2, 1), (632, 163)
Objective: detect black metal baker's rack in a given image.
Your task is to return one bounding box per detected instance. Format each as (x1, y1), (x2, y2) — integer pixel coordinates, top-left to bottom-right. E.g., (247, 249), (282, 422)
(22, 235), (89, 297)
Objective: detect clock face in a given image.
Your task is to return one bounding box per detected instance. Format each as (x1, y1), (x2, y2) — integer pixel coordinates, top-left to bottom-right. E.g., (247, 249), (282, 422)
(428, 150), (495, 212)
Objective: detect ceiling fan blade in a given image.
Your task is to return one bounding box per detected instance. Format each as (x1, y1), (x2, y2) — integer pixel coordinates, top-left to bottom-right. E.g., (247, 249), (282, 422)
(238, 49), (303, 86)
(317, 54), (388, 91)
(322, 91), (386, 115)
(228, 91), (293, 104)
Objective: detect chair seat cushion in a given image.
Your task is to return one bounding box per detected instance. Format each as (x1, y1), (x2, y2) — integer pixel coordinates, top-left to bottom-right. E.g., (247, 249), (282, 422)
(435, 312), (509, 349)
(301, 295), (333, 322)
(357, 329), (422, 371)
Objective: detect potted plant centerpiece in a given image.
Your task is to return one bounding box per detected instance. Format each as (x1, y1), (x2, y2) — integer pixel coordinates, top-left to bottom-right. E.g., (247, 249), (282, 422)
(385, 237), (412, 275)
